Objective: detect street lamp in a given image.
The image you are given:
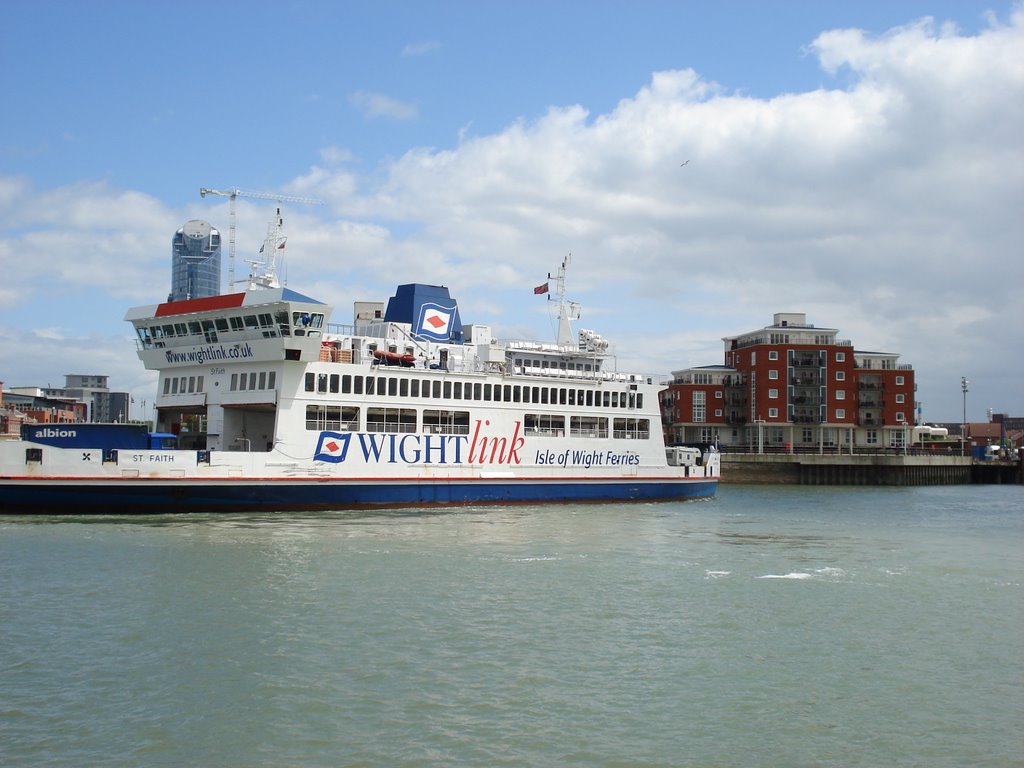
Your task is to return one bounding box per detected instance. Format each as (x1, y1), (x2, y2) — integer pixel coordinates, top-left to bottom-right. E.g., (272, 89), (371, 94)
(961, 377), (969, 457)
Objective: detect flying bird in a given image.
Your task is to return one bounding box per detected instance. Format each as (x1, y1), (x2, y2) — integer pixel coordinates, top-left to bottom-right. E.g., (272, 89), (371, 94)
(680, 160), (690, 166)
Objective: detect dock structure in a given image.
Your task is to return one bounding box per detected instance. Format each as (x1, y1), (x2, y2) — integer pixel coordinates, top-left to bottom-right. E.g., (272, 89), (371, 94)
(721, 452), (1021, 486)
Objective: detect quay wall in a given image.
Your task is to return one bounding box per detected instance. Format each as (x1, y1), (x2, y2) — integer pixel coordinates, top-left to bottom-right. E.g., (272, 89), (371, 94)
(720, 453), (991, 486)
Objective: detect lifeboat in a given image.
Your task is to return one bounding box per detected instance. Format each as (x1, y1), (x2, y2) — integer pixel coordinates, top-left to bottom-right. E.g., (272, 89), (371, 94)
(373, 349), (417, 367)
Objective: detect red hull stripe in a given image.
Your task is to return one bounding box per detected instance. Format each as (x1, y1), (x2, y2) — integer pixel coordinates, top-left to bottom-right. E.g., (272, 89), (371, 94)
(154, 293), (247, 317)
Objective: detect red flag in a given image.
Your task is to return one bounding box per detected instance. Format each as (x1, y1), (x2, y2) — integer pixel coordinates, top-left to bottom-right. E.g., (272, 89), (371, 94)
(277, 237), (287, 250)
(533, 282), (549, 295)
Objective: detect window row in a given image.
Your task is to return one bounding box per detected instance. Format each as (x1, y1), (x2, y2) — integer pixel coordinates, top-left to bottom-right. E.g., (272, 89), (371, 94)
(139, 310), (326, 346)
(230, 371), (277, 392)
(305, 406), (648, 439)
(304, 372), (643, 410)
(163, 374), (205, 395)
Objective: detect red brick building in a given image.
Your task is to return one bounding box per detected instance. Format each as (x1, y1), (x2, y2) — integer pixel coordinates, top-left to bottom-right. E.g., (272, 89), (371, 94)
(661, 312), (916, 452)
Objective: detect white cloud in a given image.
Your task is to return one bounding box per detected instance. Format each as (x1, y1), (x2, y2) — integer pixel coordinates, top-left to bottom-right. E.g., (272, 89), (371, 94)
(401, 40), (440, 57)
(350, 90), (419, 121)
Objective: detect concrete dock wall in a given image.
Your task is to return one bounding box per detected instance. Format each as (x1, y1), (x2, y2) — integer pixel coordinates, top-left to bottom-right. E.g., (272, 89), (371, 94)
(721, 453), (989, 486)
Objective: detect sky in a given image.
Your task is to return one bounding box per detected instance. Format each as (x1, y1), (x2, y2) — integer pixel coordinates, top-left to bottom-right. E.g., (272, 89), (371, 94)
(1, 0), (1021, 424)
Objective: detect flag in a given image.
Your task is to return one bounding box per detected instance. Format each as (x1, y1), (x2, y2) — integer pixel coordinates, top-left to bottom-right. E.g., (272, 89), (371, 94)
(277, 237), (287, 250)
(534, 282), (549, 295)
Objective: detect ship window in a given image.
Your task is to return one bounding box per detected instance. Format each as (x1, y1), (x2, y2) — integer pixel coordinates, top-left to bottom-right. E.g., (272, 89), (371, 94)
(188, 376), (196, 393)
(365, 377), (376, 396)
(341, 375), (352, 394)
(571, 416), (608, 438)
(602, 392), (610, 408)
(163, 378), (171, 395)
(367, 407), (416, 433)
(215, 318), (229, 332)
(188, 321), (202, 335)
(432, 381), (441, 398)
(229, 316), (244, 331)
(244, 315), (259, 329)
(353, 376), (363, 395)
(423, 410), (470, 435)
(259, 372), (268, 390)
(175, 323), (188, 336)
(389, 378), (398, 397)
(524, 414), (565, 436)
(443, 381), (452, 399)
(453, 382), (462, 399)
(258, 313), (274, 328)
(306, 405), (359, 431)
(163, 324), (176, 337)
(197, 375), (205, 392)
(171, 378), (179, 395)
(636, 393), (643, 409)
(305, 372), (315, 392)
(410, 380), (419, 397)
(329, 374), (338, 393)
(484, 384), (492, 401)
(559, 389), (567, 406)
(317, 374), (328, 393)
(586, 391), (593, 407)
(613, 418), (649, 440)
(248, 373), (258, 390)
(265, 373), (273, 390)
(400, 379), (409, 397)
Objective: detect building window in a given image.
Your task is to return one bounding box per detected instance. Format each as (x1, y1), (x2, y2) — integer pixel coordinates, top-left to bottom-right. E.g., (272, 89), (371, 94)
(836, 352), (845, 362)
(866, 430), (878, 445)
(896, 394), (905, 404)
(836, 409), (845, 420)
(836, 371), (845, 381)
(768, 408), (778, 418)
(896, 376), (904, 385)
(836, 390), (845, 400)
(769, 351), (778, 361)
(692, 391), (706, 423)
(769, 370), (778, 380)
(768, 388), (778, 399)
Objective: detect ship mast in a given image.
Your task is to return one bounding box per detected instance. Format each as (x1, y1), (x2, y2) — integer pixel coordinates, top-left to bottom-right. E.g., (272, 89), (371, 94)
(245, 207), (287, 289)
(552, 253), (580, 347)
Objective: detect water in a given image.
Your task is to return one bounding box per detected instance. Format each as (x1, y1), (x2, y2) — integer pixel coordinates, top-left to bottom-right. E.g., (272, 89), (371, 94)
(1, 485), (1021, 767)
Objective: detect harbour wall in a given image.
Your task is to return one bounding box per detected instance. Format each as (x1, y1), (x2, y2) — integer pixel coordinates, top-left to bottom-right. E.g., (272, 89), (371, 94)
(720, 453), (1020, 486)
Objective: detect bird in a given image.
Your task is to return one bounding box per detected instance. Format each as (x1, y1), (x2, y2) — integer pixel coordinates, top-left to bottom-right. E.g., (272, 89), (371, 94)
(680, 160), (690, 166)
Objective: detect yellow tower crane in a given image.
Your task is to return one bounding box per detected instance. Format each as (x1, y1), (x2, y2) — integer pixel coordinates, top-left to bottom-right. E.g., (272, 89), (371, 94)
(199, 187), (324, 289)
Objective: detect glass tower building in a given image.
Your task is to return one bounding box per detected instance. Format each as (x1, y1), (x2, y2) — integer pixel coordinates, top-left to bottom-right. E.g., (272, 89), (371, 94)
(169, 220), (221, 301)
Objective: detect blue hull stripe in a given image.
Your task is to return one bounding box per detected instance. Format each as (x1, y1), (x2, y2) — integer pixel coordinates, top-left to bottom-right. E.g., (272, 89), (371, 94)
(1, 478), (717, 514)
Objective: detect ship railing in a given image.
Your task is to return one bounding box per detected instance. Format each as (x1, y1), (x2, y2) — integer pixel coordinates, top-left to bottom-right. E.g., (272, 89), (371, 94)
(365, 422), (418, 433)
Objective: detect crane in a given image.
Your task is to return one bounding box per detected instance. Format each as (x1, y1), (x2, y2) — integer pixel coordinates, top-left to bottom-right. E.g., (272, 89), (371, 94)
(199, 187), (324, 289)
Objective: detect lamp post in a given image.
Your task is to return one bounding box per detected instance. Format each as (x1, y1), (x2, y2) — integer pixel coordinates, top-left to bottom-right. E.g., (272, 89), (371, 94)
(961, 377), (969, 457)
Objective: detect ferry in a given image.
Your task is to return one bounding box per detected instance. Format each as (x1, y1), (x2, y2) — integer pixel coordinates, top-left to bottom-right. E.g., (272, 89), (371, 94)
(0, 215), (718, 514)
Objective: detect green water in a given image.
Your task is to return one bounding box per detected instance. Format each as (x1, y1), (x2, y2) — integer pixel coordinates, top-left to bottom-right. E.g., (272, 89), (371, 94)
(1, 485), (1021, 767)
